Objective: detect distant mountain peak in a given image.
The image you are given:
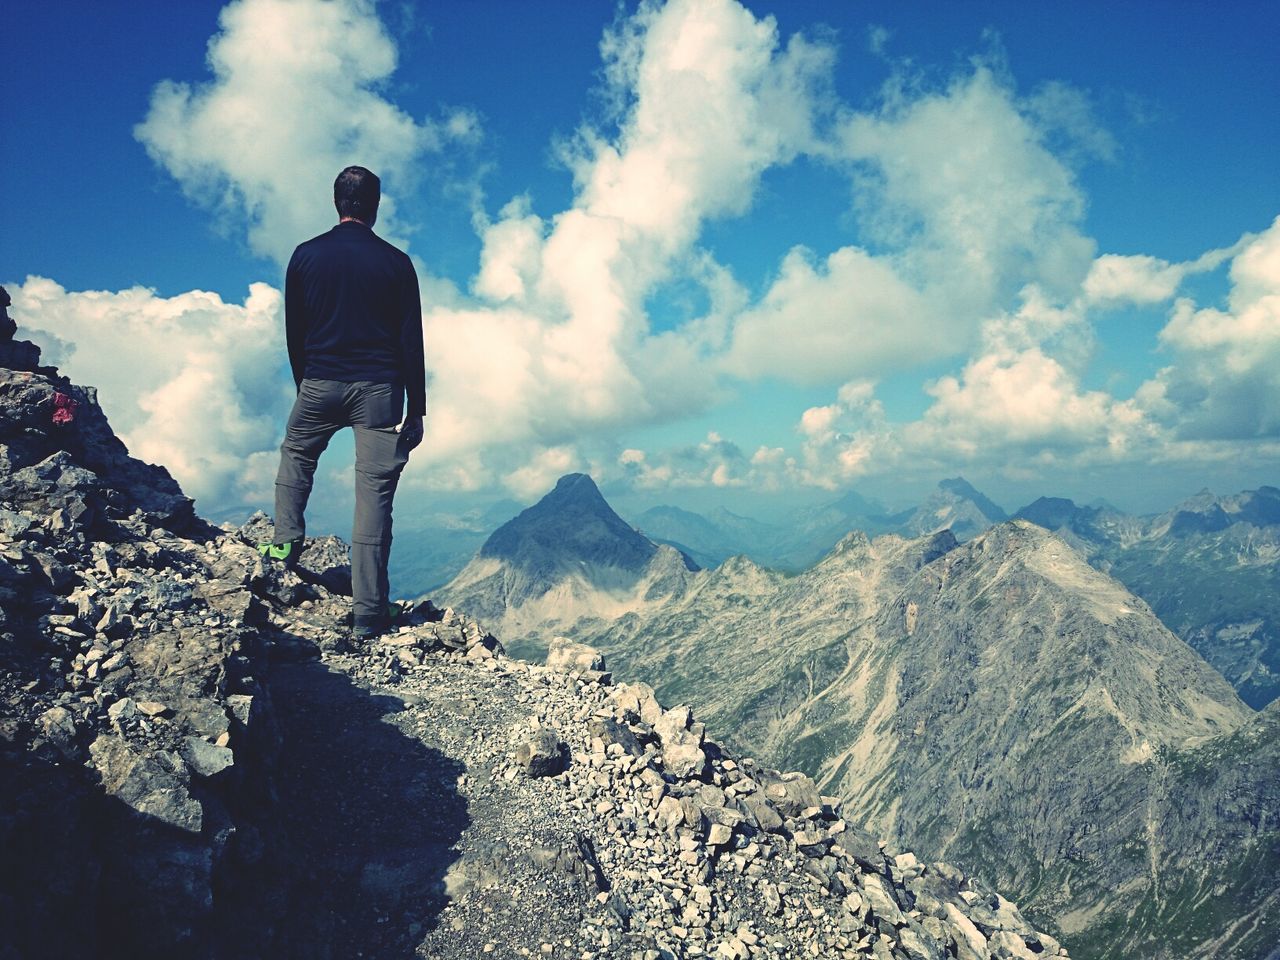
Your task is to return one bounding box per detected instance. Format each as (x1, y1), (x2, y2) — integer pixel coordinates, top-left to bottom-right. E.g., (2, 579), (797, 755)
(478, 473), (657, 574)
(1013, 496), (1084, 530)
(546, 471), (607, 504)
(937, 476), (1008, 521)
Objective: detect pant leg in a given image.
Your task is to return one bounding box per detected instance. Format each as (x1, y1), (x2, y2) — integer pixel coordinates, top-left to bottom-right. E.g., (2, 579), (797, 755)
(348, 382), (409, 622)
(273, 380), (343, 543)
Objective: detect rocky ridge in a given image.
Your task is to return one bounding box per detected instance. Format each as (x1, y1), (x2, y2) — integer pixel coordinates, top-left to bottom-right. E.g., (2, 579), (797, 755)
(1016, 487), (1280, 708)
(447, 471), (1280, 959)
(0, 308), (1064, 957)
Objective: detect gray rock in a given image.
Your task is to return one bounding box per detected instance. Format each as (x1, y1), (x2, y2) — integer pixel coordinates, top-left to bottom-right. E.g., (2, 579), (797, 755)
(106, 697), (137, 725)
(740, 795), (783, 833)
(88, 733), (203, 833)
(546, 635), (606, 673)
(654, 704), (707, 778)
(516, 728), (566, 777)
(610, 681), (663, 726)
(37, 705), (77, 750)
(181, 736), (234, 778)
(588, 716), (643, 757)
(860, 873), (905, 927)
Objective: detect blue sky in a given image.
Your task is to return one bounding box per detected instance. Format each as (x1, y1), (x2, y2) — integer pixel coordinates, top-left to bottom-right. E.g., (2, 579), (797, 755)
(4, 0), (1279, 526)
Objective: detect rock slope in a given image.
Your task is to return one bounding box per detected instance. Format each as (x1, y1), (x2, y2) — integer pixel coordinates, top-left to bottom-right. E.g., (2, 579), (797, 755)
(727, 522), (1277, 960)
(1017, 487), (1280, 708)
(0, 313), (1066, 958)
(591, 531), (956, 739)
(445, 468), (1278, 959)
(628, 524), (1279, 959)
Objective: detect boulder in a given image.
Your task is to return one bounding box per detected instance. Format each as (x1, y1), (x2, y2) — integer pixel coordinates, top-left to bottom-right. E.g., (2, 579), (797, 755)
(546, 635), (606, 673)
(515, 728), (566, 777)
(88, 733), (203, 833)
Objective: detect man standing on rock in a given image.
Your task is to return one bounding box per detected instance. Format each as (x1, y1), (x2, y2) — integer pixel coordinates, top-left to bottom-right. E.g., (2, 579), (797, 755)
(261, 165), (425, 640)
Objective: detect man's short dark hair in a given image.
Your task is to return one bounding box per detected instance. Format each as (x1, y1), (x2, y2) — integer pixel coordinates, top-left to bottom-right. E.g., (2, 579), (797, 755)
(334, 166), (381, 222)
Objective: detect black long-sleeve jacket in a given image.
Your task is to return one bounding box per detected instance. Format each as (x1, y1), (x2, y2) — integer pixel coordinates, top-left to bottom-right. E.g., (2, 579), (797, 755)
(284, 220), (426, 417)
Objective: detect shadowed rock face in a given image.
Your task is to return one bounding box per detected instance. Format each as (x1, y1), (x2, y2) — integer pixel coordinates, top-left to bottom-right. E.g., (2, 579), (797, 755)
(0, 319), (470, 958)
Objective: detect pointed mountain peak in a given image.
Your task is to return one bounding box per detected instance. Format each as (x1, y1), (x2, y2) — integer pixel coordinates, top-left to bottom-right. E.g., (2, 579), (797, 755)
(478, 473), (657, 575)
(545, 472), (607, 505)
(937, 477), (1008, 521)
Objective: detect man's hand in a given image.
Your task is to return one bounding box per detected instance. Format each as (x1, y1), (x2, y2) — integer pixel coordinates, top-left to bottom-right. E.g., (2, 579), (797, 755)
(396, 414), (424, 451)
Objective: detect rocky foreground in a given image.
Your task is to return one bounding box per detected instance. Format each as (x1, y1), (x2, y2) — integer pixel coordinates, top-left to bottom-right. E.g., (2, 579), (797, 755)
(0, 320), (1064, 959)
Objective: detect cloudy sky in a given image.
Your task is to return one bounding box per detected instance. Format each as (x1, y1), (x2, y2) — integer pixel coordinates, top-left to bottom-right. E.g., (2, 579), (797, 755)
(4, 0), (1278, 526)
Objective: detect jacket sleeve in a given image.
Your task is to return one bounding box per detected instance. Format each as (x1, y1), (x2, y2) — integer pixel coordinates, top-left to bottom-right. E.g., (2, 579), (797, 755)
(284, 249), (306, 392)
(400, 256), (427, 418)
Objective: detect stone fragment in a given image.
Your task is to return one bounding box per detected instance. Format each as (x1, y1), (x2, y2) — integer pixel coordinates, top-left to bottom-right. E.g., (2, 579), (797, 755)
(181, 736), (234, 778)
(860, 874), (905, 927)
(37, 705), (77, 750)
(515, 728), (566, 777)
(610, 681), (663, 725)
(106, 697), (137, 725)
(657, 795), (685, 833)
(588, 717), (643, 757)
(654, 704), (707, 778)
(707, 822), (733, 847)
(740, 795), (784, 833)
(943, 904), (987, 958)
(988, 930), (1038, 959)
(769, 771), (821, 818)
(833, 824), (885, 871)
(897, 924), (945, 960)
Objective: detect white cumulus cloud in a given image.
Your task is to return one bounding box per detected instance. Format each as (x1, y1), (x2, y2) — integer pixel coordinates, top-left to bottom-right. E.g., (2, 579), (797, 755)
(417, 0), (836, 477)
(135, 0), (477, 265)
(1140, 216), (1280, 440)
(11, 277), (289, 514)
(726, 63), (1101, 384)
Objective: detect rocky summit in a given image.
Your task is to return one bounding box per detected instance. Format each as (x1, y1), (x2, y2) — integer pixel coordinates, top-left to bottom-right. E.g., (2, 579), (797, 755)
(0, 313), (1067, 956)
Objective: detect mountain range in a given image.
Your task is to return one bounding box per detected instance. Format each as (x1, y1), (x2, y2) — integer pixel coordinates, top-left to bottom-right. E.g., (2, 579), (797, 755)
(628, 479), (1280, 710)
(634, 477), (1008, 571)
(435, 472), (1280, 959)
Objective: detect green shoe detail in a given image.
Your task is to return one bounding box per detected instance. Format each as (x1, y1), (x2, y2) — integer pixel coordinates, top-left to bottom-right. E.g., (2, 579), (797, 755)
(257, 538), (303, 567)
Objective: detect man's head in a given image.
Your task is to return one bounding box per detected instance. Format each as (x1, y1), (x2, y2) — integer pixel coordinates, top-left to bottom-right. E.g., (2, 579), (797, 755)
(334, 165), (380, 225)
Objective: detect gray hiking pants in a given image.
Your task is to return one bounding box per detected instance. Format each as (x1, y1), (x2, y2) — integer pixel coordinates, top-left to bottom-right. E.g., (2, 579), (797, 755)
(273, 378), (411, 624)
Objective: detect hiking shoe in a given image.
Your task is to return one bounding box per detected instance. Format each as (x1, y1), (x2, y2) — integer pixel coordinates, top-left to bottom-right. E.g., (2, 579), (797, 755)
(351, 603), (408, 641)
(257, 537), (304, 569)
